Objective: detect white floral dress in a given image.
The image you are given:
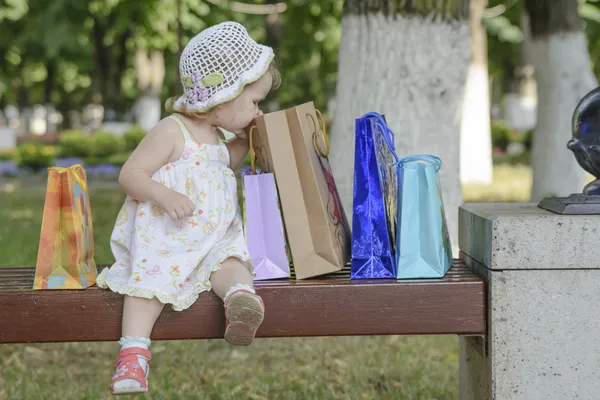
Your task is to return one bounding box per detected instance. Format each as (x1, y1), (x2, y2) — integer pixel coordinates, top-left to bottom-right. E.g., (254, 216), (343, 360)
(97, 114), (252, 311)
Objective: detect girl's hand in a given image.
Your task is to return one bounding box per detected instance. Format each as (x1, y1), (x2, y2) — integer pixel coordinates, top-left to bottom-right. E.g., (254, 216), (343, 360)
(156, 188), (196, 221)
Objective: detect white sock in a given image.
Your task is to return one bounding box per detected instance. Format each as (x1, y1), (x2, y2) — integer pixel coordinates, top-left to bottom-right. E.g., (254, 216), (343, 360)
(224, 283), (255, 300)
(113, 336), (151, 391)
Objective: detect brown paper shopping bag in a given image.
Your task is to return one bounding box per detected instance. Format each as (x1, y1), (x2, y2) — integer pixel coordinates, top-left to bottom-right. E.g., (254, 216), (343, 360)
(251, 101), (350, 279)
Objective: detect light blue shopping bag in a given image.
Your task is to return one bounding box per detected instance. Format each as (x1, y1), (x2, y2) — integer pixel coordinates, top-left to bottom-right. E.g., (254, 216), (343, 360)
(395, 155), (452, 279)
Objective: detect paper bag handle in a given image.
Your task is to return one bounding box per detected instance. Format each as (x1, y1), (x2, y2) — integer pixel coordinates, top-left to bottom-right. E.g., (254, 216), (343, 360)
(248, 126), (258, 175)
(307, 109), (330, 157)
(49, 164), (87, 191)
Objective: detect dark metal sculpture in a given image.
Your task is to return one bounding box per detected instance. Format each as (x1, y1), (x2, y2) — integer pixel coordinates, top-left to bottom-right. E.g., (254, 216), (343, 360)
(538, 87), (600, 214)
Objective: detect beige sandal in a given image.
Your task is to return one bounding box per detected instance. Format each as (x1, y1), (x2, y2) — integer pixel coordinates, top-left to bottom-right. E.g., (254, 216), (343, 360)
(223, 289), (265, 346)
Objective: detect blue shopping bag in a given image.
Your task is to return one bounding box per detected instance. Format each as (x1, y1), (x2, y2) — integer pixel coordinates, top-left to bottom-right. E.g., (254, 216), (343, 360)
(351, 112), (399, 279)
(395, 155), (453, 279)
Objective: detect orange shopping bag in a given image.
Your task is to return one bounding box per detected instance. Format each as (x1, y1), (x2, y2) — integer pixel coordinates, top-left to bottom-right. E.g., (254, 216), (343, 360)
(33, 164), (97, 289)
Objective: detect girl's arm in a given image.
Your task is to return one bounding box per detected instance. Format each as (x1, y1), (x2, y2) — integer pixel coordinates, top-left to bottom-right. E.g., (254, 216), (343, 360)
(118, 118), (177, 202)
(226, 136), (250, 171)
(119, 117), (196, 220)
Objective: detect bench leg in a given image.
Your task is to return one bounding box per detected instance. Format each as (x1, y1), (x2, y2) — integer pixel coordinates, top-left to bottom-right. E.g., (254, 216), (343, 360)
(459, 258), (600, 400)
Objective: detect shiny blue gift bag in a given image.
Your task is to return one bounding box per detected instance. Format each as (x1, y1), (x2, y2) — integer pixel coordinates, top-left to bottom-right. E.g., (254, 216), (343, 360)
(395, 155), (452, 279)
(351, 112), (399, 279)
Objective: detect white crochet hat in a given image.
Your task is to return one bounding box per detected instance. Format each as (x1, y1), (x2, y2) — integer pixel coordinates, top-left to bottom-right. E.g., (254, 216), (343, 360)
(172, 21), (274, 113)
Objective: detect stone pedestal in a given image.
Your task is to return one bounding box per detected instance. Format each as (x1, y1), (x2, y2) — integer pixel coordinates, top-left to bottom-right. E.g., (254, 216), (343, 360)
(458, 203), (600, 400)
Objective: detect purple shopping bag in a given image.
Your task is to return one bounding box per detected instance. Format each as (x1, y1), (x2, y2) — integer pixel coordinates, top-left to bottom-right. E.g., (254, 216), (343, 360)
(242, 128), (291, 281)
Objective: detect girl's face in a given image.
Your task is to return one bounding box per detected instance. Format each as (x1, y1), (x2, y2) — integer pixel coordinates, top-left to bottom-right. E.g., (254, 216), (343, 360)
(211, 72), (273, 136)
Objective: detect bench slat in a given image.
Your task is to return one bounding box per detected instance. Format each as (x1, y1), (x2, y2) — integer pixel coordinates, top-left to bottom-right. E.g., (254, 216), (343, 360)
(0, 261), (485, 343)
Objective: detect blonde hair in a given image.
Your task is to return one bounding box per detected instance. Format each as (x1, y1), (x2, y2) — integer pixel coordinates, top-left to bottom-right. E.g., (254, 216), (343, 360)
(166, 60), (281, 119)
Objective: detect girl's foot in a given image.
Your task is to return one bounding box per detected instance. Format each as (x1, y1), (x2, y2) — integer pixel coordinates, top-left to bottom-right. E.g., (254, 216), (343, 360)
(223, 289), (265, 346)
(111, 347), (152, 395)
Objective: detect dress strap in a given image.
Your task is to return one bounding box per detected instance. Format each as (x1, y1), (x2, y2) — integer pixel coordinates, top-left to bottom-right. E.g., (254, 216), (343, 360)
(168, 114), (194, 143)
(216, 129), (227, 145)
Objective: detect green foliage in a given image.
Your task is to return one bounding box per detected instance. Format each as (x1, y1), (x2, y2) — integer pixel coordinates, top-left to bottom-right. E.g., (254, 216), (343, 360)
(580, 0), (600, 23)
(491, 120), (533, 152)
(483, 15), (522, 44)
(83, 156), (102, 166)
(15, 142), (57, 171)
(493, 150), (531, 166)
(582, 0), (600, 78)
(491, 120), (510, 151)
(524, 128), (533, 150)
(0, 0), (347, 122)
(58, 130), (90, 157)
(89, 131), (123, 157)
(107, 152), (131, 167)
(122, 125), (146, 151)
(0, 149), (16, 161)
(276, 1), (343, 111)
(484, 0), (524, 86)
(484, 0), (600, 92)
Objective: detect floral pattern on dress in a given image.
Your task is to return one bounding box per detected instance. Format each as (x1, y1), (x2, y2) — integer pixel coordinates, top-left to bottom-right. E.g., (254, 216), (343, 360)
(96, 114), (253, 311)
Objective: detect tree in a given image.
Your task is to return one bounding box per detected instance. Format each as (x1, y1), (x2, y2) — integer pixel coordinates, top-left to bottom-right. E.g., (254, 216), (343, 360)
(329, 0), (471, 254)
(524, 0), (598, 201)
(460, 0), (492, 185)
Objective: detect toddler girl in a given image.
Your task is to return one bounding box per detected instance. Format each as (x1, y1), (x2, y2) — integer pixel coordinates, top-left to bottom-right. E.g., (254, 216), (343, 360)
(96, 21), (280, 395)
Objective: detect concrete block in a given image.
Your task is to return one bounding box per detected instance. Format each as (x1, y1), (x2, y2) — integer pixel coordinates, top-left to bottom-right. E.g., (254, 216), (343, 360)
(459, 255), (600, 400)
(459, 203), (600, 270)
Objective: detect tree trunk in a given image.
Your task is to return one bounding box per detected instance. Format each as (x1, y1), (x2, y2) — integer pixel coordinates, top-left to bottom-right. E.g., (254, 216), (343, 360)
(503, 12), (537, 133)
(460, 0), (492, 185)
(134, 49), (165, 131)
(45, 58), (56, 134)
(263, 8), (283, 113)
(329, 0), (470, 255)
(525, 0), (597, 200)
(177, 0), (184, 62)
(92, 16), (111, 111)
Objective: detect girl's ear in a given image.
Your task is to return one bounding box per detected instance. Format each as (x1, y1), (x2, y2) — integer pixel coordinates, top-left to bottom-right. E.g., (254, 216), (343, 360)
(207, 105), (221, 122)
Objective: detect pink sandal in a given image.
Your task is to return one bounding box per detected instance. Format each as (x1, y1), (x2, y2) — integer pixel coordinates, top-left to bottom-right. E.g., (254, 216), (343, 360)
(224, 289), (265, 346)
(110, 347), (152, 395)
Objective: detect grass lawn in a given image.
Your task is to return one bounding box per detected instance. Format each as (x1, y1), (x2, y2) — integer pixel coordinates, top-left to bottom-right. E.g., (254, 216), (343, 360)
(0, 164), (531, 400)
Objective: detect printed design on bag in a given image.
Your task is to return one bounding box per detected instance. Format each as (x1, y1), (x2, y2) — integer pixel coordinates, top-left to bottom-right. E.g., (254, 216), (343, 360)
(307, 112), (350, 258)
(371, 119), (398, 252)
(71, 170), (93, 273)
(47, 276), (67, 289)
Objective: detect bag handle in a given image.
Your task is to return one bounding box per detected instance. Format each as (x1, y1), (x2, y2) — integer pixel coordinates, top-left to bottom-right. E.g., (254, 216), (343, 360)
(248, 125), (258, 175)
(306, 109), (330, 157)
(360, 112), (399, 164)
(395, 154), (442, 172)
(49, 164), (87, 191)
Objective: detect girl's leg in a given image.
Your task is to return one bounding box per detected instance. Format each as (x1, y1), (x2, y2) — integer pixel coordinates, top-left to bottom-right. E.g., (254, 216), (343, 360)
(210, 257), (255, 299)
(210, 258), (264, 346)
(121, 295), (165, 338)
(112, 296), (164, 394)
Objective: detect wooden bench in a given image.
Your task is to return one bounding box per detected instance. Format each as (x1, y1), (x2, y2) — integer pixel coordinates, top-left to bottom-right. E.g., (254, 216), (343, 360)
(0, 260), (486, 351)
